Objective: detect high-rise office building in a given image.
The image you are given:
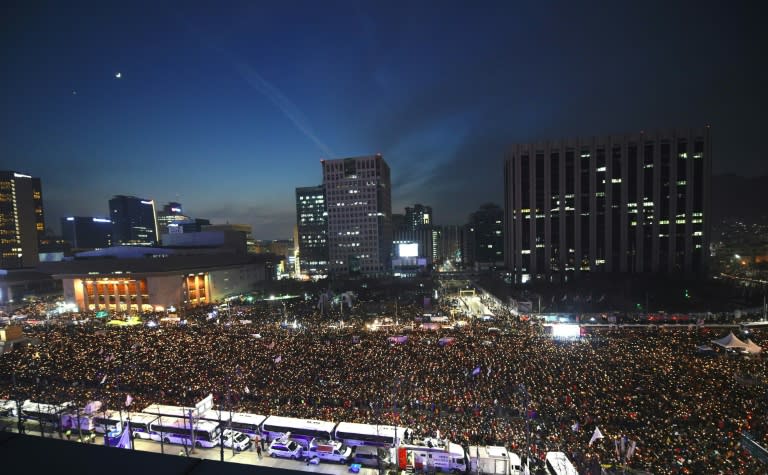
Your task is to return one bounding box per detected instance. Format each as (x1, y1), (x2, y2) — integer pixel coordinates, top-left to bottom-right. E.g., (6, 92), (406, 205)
(61, 217), (112, 250)
(109, 195), (159, 246)
(296, 185), (328, 278)
(0, 171), (44, 268)
(504, 128), (711, 283)
(464, 204), (504, 268)
(157, 202), (190, 236)
(405, 204), (433, 230)
(322, 154), (392, 277)
(393, 206), (435, 265)
(437, 224), (463, 264)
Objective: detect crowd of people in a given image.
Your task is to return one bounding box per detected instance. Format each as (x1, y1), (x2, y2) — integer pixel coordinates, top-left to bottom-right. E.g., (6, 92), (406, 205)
(0, 295), (765, 475)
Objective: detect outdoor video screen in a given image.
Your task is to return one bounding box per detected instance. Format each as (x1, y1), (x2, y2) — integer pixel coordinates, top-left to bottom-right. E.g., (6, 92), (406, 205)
(398, 243), (418, 257)
(551, 324), (581, 338)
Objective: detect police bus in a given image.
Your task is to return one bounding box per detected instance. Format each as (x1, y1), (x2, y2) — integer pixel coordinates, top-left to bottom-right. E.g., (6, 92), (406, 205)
(334, 422), (409, 447)
(125, 412), (159, 440)
(141, 403), (196, 420)
(149, 418), (222, 448)
(21, 400), (73, 428)
(201, 409), (266, 437)
(90, 410), (124, 434)
(261, 415), (336, 442)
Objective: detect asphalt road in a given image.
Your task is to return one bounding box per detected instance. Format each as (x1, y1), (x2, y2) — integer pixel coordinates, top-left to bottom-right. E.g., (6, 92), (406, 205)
(0, 417), (381, 474)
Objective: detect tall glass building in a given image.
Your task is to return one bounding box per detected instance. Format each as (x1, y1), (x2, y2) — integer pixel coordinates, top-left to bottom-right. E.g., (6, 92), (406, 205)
(61, 216), (112, 250)
(109, 195), (159, 246)
(0, 171), (44, 268)
(322, 154), (392, 277)
(504, 128), (711, 282)
(295, 185), (328, 278)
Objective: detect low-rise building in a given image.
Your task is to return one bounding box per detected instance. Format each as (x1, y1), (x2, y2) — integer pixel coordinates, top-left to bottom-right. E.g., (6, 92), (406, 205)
(39, 247), (274, 312)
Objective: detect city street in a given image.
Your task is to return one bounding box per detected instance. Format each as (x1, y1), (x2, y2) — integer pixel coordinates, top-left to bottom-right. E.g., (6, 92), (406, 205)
(0, 418), (380, 475)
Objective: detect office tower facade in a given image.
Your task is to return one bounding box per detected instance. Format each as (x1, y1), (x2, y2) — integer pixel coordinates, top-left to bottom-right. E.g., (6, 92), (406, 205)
(109, 195), (159, 246)
(405, 204), (433, 230)
(504, 128), (711, 282)
(322, 154), (392, 277)
(157, 202), (190, 236)
(0, 171), (44, 268)
(61, 217), (112, 250)
(400, 203), (435, 264)
(296, 185), (328, 278)
(464, 204), (504, 268)
(437, 224), (463, 264)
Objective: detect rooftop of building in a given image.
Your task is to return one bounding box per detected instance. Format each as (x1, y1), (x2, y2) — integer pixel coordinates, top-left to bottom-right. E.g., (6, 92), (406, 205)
(37, 248), (274, 277)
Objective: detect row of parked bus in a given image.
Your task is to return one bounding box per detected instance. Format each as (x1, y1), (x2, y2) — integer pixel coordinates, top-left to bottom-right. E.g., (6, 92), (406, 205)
(0, 399), (577, 474)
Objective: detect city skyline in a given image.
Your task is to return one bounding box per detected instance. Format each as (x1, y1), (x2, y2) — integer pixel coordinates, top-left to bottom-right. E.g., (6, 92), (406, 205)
(2, 1), (765, 239)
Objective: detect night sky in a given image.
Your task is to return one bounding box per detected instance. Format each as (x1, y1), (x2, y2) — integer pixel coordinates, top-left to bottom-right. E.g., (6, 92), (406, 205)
(2, 1), (765, 239)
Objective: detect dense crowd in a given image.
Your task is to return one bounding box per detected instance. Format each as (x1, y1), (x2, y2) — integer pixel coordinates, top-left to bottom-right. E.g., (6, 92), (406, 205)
(0, 297), (765, 475)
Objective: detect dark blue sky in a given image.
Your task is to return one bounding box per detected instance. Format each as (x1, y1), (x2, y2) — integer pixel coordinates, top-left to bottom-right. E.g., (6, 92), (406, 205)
(2, 1), (765, 239)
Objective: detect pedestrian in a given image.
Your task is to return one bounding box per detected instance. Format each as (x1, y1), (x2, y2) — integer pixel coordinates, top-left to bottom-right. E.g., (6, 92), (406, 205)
(65, 429), (72, 440)
(256, 443), (263, 459)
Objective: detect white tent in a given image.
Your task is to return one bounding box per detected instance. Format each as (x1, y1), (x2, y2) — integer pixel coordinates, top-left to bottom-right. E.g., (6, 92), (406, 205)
(711, 332), (747, 350)
(743, 339), (763, 354)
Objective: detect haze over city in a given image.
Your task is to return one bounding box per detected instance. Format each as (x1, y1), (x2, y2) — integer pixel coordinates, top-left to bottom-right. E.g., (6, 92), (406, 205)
(2, 1), (766, 239)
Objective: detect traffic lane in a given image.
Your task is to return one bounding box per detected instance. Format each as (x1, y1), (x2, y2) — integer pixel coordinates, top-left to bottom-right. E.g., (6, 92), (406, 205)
(0, 418), (378, 475)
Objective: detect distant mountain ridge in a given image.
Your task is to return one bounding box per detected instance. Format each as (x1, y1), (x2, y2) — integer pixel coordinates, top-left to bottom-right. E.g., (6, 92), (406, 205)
(711, 174), (768, 223)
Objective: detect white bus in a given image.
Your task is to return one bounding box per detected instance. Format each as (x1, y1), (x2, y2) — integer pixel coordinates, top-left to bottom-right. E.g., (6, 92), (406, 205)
(21, 400), (73, 428)
(201, 409), (266, 437)
(61, 412), (95, 432)
(544, 452), (578, 475)
(334, 422), (409, 447)
(150, 417), (222, 448)
(0, 400), (19, 417)
(125, 412), (159, 440)
(261, 415), (336, 442)
(141, 403), (196, 420)
(90, 410), (124, 434)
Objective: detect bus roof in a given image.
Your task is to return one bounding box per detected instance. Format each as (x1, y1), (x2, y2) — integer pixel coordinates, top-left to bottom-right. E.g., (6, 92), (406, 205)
(124, 412), (159, 424)
(262, 415), (336, 432)
(21, 400), (73, 414)
(335, 421), (407, 437)
(141, 403), (196, 418)
(201, 409), (266, 425)
(152, 417), (220, 430)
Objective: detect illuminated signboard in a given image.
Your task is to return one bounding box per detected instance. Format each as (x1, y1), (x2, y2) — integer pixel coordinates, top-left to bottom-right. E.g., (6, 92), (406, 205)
(551, 324), (581, 339)
(398, 243), (418, 258)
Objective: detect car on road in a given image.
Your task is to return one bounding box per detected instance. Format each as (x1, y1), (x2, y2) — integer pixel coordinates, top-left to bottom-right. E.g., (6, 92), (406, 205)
(304, 438), (353, 463)
(268, 434), (304, 459)
(221, 429), (251, 451)
(351, 445), (389, 467)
